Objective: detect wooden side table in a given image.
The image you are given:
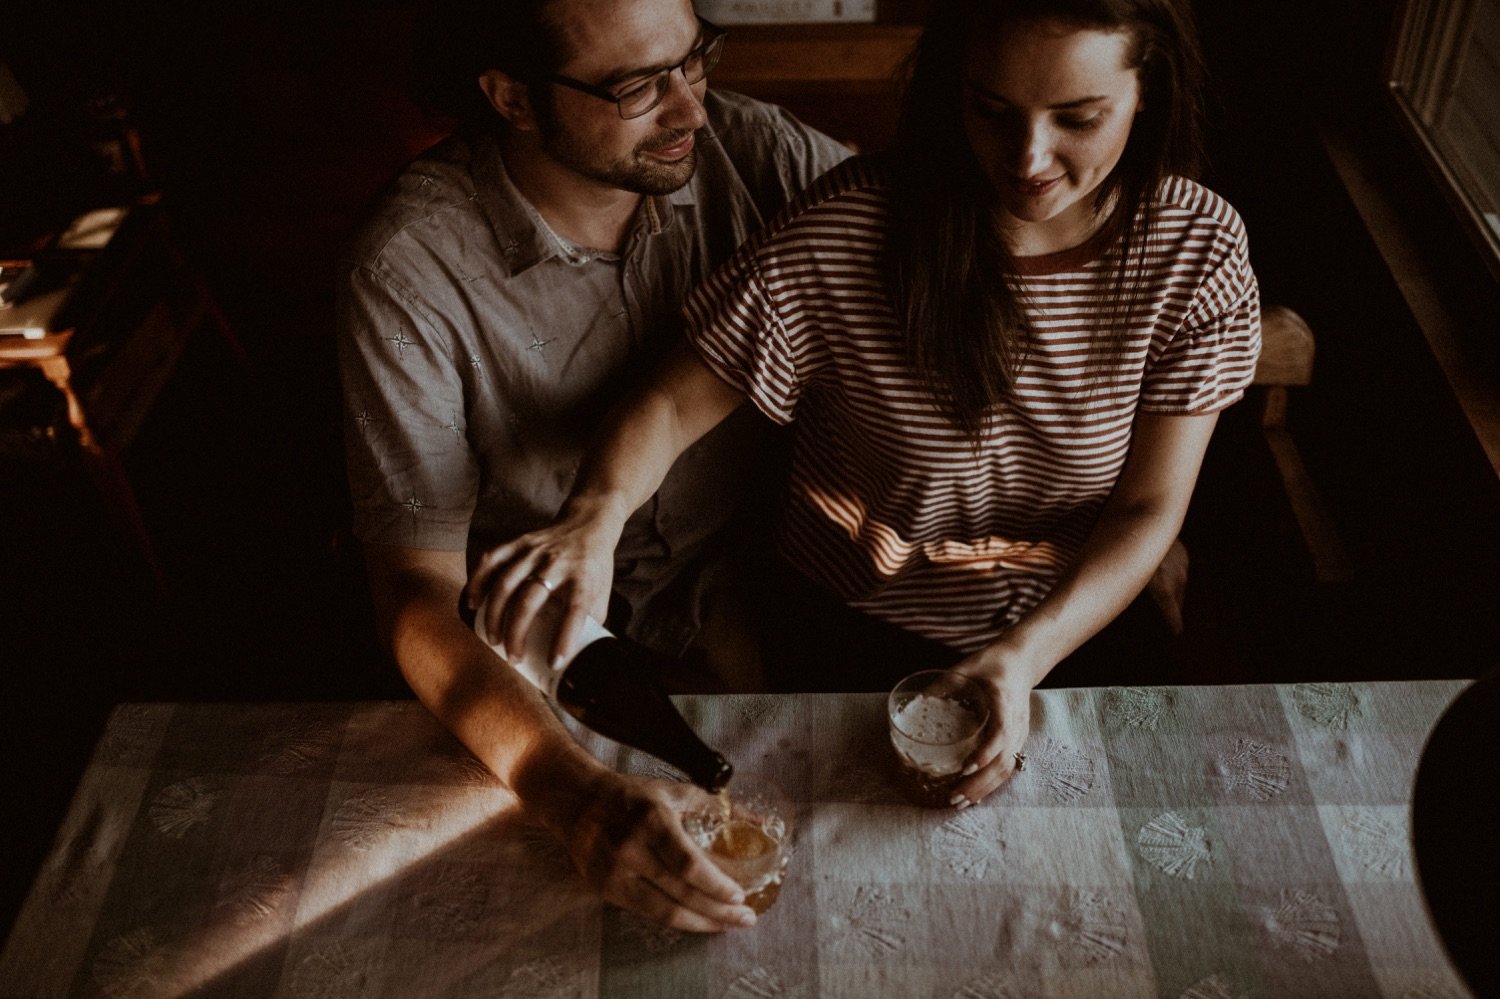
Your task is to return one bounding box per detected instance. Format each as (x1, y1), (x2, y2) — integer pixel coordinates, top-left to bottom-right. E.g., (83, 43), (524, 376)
(0, 194), (248, 592)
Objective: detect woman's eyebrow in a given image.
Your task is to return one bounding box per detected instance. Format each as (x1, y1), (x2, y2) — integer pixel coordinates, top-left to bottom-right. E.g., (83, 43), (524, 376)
(965, 81), (1111, 110)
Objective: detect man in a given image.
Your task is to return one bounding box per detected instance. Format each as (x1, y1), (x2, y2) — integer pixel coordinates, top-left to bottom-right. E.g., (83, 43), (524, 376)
(335, 0), (848, 932)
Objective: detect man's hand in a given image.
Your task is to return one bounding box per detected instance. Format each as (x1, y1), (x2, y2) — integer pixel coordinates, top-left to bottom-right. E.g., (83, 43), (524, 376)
(548, 770), (759, 932)
(463, 499), (627, 667)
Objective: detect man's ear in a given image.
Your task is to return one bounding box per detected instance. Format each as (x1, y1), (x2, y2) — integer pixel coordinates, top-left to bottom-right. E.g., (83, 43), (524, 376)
(479, 69), (537, 130)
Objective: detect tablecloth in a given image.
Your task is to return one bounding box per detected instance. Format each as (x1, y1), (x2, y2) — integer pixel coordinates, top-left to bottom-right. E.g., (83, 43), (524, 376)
(0, 681), (1473, 998)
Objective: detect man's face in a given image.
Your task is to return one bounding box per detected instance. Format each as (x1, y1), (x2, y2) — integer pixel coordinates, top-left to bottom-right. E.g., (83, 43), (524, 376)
(534, 0), (711, 196)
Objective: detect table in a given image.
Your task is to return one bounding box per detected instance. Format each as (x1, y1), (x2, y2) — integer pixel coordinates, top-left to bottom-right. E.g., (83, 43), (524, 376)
(0, 681), (1473, 998)
(0, 196), (247, 592)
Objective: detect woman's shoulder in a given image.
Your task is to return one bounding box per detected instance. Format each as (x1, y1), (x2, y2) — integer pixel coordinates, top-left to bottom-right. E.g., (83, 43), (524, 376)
(740, 154), (895, 262)
(778, 154), (894, 223)
(1152, 176), (1248, 242)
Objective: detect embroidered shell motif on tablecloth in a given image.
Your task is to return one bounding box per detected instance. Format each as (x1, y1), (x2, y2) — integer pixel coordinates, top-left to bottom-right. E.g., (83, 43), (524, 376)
(215, 854), (293, 926)
(502, 954), (586, 999)
(256, 723), (339, 776)
(1340, 809), (1411, 878)
(1291, 683), (1361, 729)
(98, 703), (166, 765)
(1031, 737), (1098, 803)
(732, 695), (780, 728)
(617, 913), (686, 953)
(1103, 687), (1176, 730)
(1216, 738), (1291, 800)
(949, 972), (1022, 999)
(1179, 973), (1251, 999)
(1052, 888), (1128, 966)
(93, 926), (176, 998)
(288, 942), (377, 998)
(931, 808), (1005, 880)
(329, 788), (423, 851)
(826, 885), (913, 957)
(1261, 888), (1341, 961)
(724, 965), (811, 998)
(149, 776), (226, 839)
(1136, 811), (1212, 880)
(408, 869), (489, 936)
(440, 750), (501, 787)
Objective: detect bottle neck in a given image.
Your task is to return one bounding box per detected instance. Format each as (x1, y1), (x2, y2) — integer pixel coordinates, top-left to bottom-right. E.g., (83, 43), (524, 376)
(463, 591), (612, 698)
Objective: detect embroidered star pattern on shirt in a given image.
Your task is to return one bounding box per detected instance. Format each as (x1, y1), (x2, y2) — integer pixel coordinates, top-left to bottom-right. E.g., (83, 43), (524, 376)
(385, 330), (414, 358)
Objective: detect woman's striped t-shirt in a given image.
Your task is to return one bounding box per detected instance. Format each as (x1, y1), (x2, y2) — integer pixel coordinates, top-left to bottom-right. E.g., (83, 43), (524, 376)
(684, 157), (1261, 652)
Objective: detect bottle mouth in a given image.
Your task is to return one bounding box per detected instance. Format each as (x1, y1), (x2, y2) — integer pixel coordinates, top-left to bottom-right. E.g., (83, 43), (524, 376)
(698, 757), (734, 793)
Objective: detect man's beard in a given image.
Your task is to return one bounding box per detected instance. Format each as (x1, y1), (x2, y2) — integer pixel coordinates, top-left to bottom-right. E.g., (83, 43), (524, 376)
(537, 116), (700, 196)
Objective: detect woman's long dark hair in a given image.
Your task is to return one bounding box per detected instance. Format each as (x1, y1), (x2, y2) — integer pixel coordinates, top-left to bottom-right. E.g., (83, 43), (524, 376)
(884, 0), (1206, 436)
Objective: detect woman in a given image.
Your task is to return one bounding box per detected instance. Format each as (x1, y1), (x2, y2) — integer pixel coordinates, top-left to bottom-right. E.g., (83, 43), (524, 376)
(471, 0), (1260, 809)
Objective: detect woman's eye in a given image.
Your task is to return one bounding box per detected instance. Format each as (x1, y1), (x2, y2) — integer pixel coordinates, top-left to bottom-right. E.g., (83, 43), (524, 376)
(1059, 115), (1104, 131)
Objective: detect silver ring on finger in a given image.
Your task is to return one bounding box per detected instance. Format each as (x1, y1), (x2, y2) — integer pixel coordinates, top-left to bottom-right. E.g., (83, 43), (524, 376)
(1013, 752), (1027, 772)
(529, 575), (556, 593)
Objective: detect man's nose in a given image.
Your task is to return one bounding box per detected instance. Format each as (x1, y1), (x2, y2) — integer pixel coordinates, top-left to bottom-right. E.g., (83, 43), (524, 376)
(654, 68), (708, 131)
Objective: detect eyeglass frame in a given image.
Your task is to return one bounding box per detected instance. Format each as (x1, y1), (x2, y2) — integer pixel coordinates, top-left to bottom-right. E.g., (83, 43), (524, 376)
(546, 19), (727, 120)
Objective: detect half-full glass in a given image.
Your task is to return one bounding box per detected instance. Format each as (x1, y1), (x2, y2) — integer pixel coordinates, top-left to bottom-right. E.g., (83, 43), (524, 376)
(682, 774), (793, 914)
(888, 669), (990, 807)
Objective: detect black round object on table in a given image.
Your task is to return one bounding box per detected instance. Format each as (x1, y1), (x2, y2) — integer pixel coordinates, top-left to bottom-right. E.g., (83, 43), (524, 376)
(1411, 668), (1499, 998)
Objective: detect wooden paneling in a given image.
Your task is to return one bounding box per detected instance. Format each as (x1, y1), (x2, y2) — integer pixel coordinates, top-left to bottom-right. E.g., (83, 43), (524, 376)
(713, 23), (921, 150)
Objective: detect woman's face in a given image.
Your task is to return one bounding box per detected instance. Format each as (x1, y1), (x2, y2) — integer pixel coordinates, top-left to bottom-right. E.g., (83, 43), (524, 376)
(961, 18), (1143, 254)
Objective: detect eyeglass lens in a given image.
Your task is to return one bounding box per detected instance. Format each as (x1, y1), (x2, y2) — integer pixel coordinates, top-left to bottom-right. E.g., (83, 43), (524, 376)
(617, 32), (724, 119)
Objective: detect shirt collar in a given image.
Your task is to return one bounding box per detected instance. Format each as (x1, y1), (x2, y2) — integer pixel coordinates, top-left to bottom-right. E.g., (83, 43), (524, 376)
(468, 129), (703, 275)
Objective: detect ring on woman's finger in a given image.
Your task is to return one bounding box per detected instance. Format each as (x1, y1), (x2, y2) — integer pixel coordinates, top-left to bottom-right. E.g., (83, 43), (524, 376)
(1013, 752), (1027, 772)
(529, 575), (556, 593)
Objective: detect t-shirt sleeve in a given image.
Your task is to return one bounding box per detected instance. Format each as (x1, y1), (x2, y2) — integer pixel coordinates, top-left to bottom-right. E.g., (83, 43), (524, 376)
(336, 263), (477, 550)
(683, 241), (805, 426)
(1140, 226), (1263, 415)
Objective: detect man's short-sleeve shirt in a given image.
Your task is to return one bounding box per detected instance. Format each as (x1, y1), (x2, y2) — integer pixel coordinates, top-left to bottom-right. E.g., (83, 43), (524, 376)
(337, 91), (850, 640)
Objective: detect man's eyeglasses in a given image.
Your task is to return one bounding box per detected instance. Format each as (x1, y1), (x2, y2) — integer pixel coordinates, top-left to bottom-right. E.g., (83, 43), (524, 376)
(548, 20), (727, 120)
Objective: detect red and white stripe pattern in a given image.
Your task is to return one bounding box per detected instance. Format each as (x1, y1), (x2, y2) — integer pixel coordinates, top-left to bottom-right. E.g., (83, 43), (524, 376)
(686, 158), (1261, 651)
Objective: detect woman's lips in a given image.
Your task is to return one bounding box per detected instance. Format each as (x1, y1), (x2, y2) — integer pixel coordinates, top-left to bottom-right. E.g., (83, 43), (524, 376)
(1009, 175), (1063, 197)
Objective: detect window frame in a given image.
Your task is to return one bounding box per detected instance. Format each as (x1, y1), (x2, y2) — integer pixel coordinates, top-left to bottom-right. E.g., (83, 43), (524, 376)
(1385, 0), (1500, 282)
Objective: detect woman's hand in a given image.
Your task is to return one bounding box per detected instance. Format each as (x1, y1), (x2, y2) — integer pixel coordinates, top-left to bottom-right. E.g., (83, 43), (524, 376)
(948, 654), (1035, 807)
(463, 499), (627, 667)
(548, 770), (759, 932)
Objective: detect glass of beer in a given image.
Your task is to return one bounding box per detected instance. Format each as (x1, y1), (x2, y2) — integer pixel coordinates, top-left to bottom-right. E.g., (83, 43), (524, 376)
(888, 669), (990, 808)
(682, 775), (793, 915)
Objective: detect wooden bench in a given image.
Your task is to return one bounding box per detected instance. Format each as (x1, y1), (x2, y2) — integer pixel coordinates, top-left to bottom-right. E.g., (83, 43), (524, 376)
(1152, 304), (1353, 633)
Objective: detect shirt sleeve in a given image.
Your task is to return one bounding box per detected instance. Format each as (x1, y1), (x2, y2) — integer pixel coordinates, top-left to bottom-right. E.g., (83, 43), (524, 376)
(707, 91), (853, 222)
(1140, 226), (1263, 415)
(762, 102), (855, 197)
(683, 241), (804, 426)
(336, 263), (477, 550)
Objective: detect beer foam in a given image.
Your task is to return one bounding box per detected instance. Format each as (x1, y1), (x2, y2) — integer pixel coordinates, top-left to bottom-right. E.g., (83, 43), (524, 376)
(895, 694), (979, 743)
(893, 694), (981, 773)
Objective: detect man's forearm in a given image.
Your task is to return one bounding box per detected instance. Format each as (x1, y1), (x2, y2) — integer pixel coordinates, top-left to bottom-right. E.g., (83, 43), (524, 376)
(370, 550), (606, 826)
(563, 343), (748, 529)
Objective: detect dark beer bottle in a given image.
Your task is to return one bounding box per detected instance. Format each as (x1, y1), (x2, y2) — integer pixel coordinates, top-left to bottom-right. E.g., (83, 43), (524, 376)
(461, 596), (733, 793)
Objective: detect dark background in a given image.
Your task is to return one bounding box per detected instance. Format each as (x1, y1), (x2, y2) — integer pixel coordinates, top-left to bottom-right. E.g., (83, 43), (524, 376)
(4, 0), (1498, 941)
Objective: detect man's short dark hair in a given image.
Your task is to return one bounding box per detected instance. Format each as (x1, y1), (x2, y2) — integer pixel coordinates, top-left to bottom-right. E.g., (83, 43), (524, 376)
(413, 0), (570, 128)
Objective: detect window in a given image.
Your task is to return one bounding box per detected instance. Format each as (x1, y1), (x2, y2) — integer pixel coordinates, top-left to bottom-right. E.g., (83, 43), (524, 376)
(1387, 0), (1500, 278)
